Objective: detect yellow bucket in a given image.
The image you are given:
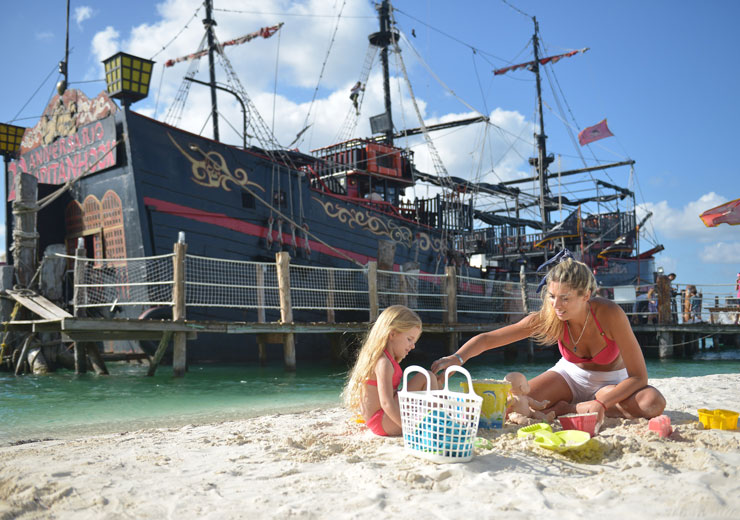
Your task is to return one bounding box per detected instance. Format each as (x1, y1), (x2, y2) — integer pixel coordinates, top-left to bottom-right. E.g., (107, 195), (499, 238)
(461, 379), (511, 429)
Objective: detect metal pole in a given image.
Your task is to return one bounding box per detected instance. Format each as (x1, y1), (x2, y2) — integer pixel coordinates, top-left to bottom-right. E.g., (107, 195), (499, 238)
(532, 18), (549, 233)
(184, 77), (247, 148)
(204, 0), (220, 141)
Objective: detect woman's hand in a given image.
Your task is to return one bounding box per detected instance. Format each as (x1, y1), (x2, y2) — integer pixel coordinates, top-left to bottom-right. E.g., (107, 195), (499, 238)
(430, 355), (461, 374)
(576, 399), (606, 423)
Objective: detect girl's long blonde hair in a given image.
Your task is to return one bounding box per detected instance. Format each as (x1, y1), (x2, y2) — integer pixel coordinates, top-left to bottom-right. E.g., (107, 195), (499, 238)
(341, 305), (422, 411)
(530, 257), (597, 345)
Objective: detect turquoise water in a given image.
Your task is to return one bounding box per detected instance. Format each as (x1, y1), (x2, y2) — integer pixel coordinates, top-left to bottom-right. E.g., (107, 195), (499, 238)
(2, 350), (739, 445)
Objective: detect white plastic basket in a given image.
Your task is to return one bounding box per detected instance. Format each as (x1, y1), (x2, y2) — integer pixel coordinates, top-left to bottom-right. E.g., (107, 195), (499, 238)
(398, 365), (483, 463)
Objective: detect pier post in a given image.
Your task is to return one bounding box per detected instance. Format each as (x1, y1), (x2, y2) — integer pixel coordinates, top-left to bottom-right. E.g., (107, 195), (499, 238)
(656, 274), (673, 358)
(519, 264), (534, 361)
(72, 239), (88, 374)
(172, 235), (187, 377)
(256, 264), (267, 364)
(367, 261), (378, 322)
(276, 251), (296, 371)
(444, 265), (458, 353)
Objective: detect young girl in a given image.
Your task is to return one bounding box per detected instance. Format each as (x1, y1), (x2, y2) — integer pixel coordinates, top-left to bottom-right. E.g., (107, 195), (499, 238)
(432, 253), (666, 422)
(342, 305), (439, 436)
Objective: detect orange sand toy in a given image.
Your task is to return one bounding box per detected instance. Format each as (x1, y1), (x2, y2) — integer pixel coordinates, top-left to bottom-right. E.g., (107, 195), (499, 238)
(648, 415), (673, 438)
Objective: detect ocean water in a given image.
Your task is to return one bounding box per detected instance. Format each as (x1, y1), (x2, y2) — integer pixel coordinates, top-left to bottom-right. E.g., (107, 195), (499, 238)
(2, 350), (739, 445)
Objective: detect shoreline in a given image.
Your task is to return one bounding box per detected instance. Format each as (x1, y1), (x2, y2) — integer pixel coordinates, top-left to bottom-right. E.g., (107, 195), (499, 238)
(1, 374), (739, 519)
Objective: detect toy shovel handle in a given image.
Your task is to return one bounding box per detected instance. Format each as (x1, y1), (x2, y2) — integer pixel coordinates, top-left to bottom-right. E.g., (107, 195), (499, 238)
(401, 365), (432, 393)
(442, 365), (475, 395)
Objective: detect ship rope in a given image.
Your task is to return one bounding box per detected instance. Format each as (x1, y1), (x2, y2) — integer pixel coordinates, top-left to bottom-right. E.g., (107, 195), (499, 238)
(391, 23), (459, 267)
(212, 35), (299, 172)
(163, 32), (208, 128)
(334, 43), (378, 144)
(294, 0), (348, 149)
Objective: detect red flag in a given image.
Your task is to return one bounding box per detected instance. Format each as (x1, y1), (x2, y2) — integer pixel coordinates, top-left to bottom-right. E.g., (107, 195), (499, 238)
(578, 119), (614, 146)
(699, 198), (740, 227)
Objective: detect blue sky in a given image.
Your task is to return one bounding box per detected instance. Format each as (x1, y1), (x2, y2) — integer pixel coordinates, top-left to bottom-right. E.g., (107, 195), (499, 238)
(1, 0), (739, 296)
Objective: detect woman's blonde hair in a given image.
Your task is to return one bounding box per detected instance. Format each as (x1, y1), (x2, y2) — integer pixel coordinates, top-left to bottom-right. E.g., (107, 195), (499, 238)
(341, 305), (422, 410)
(530, 257), (597, 345)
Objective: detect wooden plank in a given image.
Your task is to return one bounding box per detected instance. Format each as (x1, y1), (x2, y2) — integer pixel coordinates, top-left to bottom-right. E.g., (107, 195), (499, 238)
(148, 331), (174, 377)
(7, 290), (73, 320)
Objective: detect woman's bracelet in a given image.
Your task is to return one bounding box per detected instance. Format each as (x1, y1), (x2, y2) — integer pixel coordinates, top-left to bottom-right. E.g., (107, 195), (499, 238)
(595, 398), (607, 411)
(452, 353), (464, 365)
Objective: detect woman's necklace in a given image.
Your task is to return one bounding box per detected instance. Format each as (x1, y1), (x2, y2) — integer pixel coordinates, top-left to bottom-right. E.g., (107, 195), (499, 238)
(566, 307), (590, 353)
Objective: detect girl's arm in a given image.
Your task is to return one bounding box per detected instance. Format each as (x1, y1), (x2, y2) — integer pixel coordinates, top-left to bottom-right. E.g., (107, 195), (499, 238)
(580, 301), (649, 415)
(431, 314), (536, 373)
(374, 356), (402, 427)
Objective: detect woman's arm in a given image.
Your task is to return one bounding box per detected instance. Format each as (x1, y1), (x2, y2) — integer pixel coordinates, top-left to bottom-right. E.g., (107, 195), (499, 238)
(374, 356), (402, 427)
(431, 314), (536, 373)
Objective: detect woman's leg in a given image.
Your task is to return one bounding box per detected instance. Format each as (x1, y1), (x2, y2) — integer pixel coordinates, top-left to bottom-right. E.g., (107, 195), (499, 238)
(592, 384), (666, 419)
(528, 370), (575, 416)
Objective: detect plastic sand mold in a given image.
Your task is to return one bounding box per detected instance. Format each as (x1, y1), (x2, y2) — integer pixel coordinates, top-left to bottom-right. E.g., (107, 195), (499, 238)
(697, 409), (739, 430)
(460, 379), (511, 429)
(517, 423), (552, 438)
(533, 430), (591, 453)
(399, 365), (482, 463)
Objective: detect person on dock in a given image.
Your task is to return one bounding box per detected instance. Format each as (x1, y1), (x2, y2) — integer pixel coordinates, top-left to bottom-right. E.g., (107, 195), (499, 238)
(342, 305), (438, 436)
(431, 250), (666, 422)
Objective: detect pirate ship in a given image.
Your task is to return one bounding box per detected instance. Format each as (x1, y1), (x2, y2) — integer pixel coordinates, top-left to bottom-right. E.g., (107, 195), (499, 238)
(2, 1), (662, 362)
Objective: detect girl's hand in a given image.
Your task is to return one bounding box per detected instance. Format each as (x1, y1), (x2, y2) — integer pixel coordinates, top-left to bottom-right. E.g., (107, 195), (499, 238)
(430, 355), (460, 374)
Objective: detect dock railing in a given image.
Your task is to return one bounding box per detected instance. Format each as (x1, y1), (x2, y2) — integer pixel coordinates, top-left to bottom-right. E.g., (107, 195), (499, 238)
(62, 242), (540, 326)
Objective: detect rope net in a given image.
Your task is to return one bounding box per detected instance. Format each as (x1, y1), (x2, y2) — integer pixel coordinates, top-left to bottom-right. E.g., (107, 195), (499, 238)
(289, 264), (369, 311)
(185, 255), (280, 309)
(68, 254), (175, 309)
(456, 275), (524, 316)
(377, 269), (446, 315)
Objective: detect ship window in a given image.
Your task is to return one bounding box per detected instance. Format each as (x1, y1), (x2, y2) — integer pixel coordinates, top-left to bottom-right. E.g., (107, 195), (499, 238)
(376, 153), (394, 170)
(273, 190), (286, 208)
(242, 191), (255, 209)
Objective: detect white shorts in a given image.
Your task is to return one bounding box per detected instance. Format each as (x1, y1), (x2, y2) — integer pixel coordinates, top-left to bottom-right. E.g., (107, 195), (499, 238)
(547, 358), (628, 404)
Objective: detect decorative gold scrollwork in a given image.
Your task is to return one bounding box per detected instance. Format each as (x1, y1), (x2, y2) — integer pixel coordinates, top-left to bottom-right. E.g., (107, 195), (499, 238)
(168, 133), (264, 193)
(314, 198), (441, 252)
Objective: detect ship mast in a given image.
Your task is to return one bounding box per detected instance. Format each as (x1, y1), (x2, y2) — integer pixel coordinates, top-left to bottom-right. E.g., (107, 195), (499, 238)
(532, 17), (551, 232)
(369, 0), (398, 145)
(204, 0), (220, 141)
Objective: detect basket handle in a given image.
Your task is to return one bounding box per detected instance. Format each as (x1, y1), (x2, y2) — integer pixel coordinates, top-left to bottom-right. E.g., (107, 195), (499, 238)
(442, 365), (476, 396)
(400, 365), (432, 392)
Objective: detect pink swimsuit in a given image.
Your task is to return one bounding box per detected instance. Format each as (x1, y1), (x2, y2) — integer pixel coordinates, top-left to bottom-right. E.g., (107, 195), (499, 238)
(364, 350), (402, 436)
(558, 305), (620, 365)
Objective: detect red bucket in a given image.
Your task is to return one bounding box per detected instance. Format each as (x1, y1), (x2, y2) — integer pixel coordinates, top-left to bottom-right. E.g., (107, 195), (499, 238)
(558, 412), (599, 437)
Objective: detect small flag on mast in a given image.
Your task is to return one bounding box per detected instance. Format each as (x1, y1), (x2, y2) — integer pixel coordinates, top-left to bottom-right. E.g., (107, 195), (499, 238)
(578, 119), (614, 146)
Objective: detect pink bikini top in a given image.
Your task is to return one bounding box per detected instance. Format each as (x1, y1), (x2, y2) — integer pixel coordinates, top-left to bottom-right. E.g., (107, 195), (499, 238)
(365, 350), (402, 389)
(558, 305), (620, 365)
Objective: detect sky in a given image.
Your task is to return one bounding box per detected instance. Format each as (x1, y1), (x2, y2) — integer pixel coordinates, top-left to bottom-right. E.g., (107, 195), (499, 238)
(1, 0), (739, 295)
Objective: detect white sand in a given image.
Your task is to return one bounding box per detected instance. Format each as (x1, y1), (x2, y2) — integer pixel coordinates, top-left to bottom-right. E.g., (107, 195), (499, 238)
(1, 374), (739, 520)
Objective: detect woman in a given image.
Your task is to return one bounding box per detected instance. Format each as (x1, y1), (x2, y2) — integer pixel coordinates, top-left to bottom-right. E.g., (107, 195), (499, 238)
(431, 253), (666, 421)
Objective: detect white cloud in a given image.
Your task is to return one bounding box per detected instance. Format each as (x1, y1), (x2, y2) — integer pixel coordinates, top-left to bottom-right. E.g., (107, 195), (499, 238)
(91, 26), (120, 63)
(36, 32), (54, 41)
(638, 192), (737, 243)
(699, 242), (740, 264)
(75, 6), (93, 28)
